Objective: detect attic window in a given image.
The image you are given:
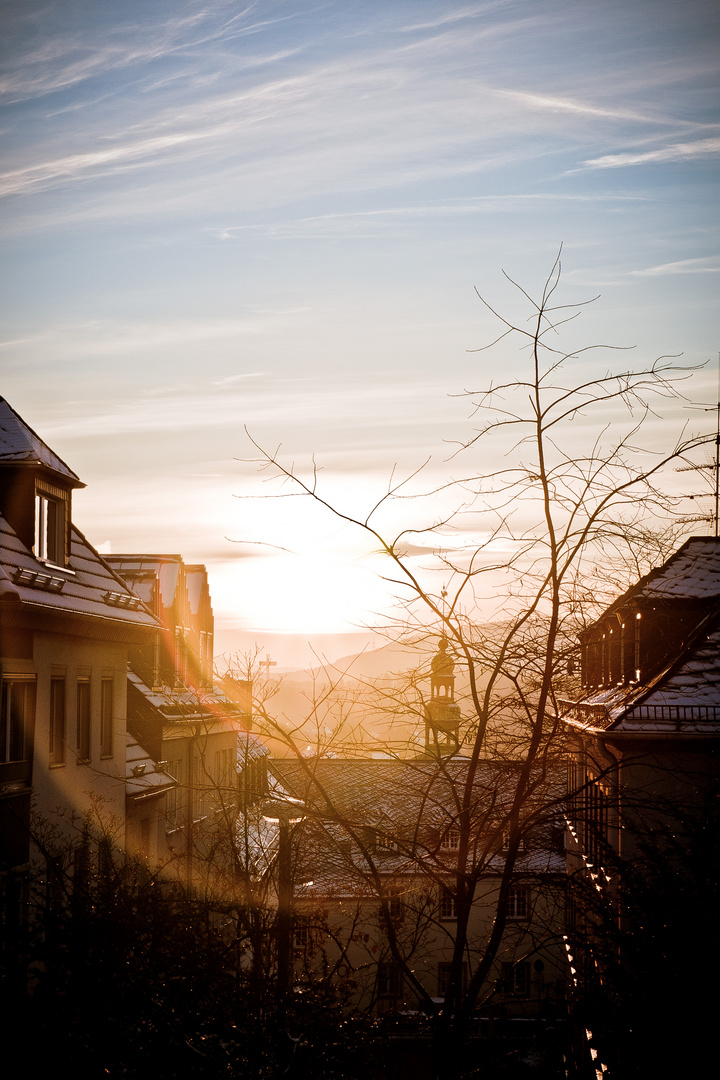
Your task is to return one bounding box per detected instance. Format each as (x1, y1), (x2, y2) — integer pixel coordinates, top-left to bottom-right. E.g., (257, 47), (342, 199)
(34, 490), (66, 566)
(441, 828), (460, 850)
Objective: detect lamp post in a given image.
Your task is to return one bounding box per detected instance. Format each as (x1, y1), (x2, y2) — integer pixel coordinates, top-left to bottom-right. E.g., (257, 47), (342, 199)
(262, 798), (306, 998)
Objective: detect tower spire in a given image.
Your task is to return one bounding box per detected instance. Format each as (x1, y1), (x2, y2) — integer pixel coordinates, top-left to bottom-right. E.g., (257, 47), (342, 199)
(424, 635), (461, 757)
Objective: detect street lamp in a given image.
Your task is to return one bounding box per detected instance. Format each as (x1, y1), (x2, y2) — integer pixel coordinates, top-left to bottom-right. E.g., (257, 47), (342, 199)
(262, 798), (306, 997)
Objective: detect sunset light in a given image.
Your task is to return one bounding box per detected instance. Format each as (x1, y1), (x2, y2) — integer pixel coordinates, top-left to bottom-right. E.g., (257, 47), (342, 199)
(1, 5), (718, 1073)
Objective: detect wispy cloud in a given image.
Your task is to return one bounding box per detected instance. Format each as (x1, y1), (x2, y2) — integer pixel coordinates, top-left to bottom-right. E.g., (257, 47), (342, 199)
(36, 376), (464, 444)
(582, 136), (720, 170)
(215, 194), (649, 240)
(0, 4), (297, 103)
(497, 89), (672, 126)
(399, 5), (499, 34)
(4, 3), (706, 216)
(630, 256), (720, 277)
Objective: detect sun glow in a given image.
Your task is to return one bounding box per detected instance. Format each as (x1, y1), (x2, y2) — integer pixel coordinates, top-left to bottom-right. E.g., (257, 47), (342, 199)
(212, 552), (396, 636)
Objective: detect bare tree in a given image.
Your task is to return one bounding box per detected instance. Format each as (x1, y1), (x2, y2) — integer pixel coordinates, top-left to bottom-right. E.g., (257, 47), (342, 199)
(238, 252), (709, 1077)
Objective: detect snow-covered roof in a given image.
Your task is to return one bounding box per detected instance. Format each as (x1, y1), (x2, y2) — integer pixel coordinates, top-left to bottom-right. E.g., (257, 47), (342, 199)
(262, 758), (563, 898)
(599, 536), (720, 610)
(127, 669), (247, 724)
(563, 538), (720, 736)
(0, 514), (159, 636)
(0, 397), (83, 486)
(107, 555), (185, 611)
(125, 733), (177, 799)
(639, 537), (720, 600)
(238, 730), (269, 763)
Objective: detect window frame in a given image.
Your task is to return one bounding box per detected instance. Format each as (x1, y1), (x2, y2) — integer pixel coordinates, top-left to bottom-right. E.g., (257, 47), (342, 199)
(76, 678), (91, 762)
(49, 677), (66, 765)
(0, 677), (36, 765)
(100, 678), (114, 758)
(441, 828), (460, 851)
(506, 884), (530, 920)
(34, 486), (67, 567)
(377, 960), (402, 998)
(502, 960), (531, 998)
(438, 960), (468, 998)
(439, 884), (458, 921)
(382, 883), (404, 921)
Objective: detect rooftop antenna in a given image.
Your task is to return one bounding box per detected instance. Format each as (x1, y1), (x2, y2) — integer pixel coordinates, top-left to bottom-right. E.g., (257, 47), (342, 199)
(679, 350), (720, 536)
(714, 349), (719, 537)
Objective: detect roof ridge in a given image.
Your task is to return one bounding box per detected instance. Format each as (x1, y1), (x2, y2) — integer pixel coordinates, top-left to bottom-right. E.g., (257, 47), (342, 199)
(0, 397), (84, 486)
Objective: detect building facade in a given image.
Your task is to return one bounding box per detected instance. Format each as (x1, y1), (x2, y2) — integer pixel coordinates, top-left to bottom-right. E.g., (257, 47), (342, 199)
(107, 554), (251, 877)
(0, 398), (168, 877)
(561, 536), (720, 1075)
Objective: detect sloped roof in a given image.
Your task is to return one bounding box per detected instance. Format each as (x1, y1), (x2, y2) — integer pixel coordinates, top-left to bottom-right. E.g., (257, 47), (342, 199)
(0, 397), (84, 487)
(125, 733), (177, 800)
(268, 757), (562, 840)
(238, 730), (269, 763)
(107, 555), (185, 611)
(265, 757), (563, 897)
(0, 514), (159, 636)
(639, 536), (720, 600)
(270, 757), (485, 828)
(596, 537), (720, 616)
(127, 669), (247, 724)
(564, 537), (720, 735)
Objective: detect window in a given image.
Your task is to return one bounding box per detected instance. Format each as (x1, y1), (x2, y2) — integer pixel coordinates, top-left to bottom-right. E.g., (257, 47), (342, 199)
(442, 828), (460, 850)
(502, 830), (525, 852)
(1, 678), (35, 763)
(506, 884), (529, 920)
(502, 961), (530, 998)
(214, 747), (235, 793)
(294, 918), (312, 947)
(34, 491), (65, 565)
(440, 885), (457, 920)
(377, 961), (402, 997)
(438, 961), (467, 998)
(166, 758), (184, 822)
(100, 679), (113, 757)
(49, 678), (66, 764)
(76, 679), (90, 761)
(382, 884), (403, 921)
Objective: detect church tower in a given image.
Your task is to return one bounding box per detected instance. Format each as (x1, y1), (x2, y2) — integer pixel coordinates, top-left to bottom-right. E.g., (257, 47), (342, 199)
(424, 636), (461, 757)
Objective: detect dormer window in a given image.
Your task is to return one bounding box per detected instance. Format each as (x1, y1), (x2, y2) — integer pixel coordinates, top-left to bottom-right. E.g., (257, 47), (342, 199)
(34, 483), (68, 566)
(441, 828), (460, 851)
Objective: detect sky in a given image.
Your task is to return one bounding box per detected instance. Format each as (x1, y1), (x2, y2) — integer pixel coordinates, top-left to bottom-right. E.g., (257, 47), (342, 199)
(1, 0), (718, 668)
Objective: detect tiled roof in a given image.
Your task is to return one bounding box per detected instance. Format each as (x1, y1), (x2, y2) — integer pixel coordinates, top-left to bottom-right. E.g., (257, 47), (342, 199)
(563, 538), (720, 735)
(269, 757), (498, 829)
(268, 757), (563, 840)
(639, 537), (720, 600)
(597, 537), (720, 615)
(106, 555), (184, 610)
(0, 514), (159, 635)
(125, 733), (177, 799)
(0, 398), (83, 486)
(265, 758), (563, 897)
(127, 669), (247, 724)
(238, 731), (269, 762)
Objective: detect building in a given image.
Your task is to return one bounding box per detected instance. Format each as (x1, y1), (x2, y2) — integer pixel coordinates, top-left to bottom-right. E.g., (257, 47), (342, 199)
(561, 535), (720, 1075)
(0, 397), (167, 876)
(261, 639), (566, 1019)
(268, 756), (566, 1017)
(106, 554), (251, 877)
